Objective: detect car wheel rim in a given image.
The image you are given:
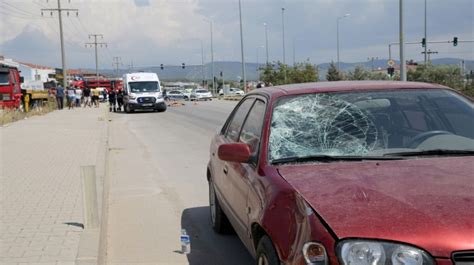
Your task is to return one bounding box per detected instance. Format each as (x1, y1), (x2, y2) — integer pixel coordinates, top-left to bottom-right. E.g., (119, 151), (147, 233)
(258, 254), (269, 265)
(209, 183), (216, 224)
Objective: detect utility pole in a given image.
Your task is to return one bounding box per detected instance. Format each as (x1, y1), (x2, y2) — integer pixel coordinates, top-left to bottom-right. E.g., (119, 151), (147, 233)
(112, 57), (121, 77)
(421, 49), (438, 62)
(201, 40), (205, 87)
(281, 7), (286, 64)
(85, 34), (107, 81)
(238, 0), (246, 92)
(292, 38), (296, 66)
(399, 0), (407, 81)
(424, 0), (428, 64)
(41, 0), (78, 89)
(368, 57), (378, 71)
(210, 22), (215, 95)
(264, 23), (269, 64)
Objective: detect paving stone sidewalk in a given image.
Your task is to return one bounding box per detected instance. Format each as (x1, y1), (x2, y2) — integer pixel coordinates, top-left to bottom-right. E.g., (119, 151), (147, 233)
(1, 106), (108, 265)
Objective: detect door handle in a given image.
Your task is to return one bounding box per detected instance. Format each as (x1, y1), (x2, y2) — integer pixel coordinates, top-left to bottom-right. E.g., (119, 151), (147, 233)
(223, 165), (228, 175)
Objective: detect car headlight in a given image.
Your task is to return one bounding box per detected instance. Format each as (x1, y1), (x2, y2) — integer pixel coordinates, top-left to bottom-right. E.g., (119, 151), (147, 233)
(157, 94), (164, 99)
(303, 242), (327, 265)
(337, 240), (434, 265)
(129, 95), (137, 100)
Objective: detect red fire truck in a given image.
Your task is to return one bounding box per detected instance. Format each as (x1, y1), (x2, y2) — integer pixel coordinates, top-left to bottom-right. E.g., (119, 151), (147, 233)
(0, 63), (23, 108)
(85, 78), (123, 91)
(0, 63), (50, 109)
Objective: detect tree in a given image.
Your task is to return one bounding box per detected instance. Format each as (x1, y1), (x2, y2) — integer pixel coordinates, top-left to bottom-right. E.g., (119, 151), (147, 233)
(326, 62), (343, 81)
(259, 61), (318, 85)
(408, 64), (464, 90)
(347, 65), (369, 80)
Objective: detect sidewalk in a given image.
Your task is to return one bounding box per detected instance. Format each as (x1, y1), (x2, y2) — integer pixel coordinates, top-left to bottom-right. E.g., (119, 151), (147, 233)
(1, 105), (108, 265)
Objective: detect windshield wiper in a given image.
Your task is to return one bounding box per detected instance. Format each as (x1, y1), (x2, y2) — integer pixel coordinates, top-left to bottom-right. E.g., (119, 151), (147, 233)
(383, 149), (474, 157)
(271, 155), (403, 164)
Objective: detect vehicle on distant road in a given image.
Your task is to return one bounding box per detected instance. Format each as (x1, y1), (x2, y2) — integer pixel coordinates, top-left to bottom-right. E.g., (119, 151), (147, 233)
(219, 87), (245, 97)
(207, 81), (474, 265)
(191, 89), (213, 101)
(122, 72), (166, 113)
(164, 90), (186, 101)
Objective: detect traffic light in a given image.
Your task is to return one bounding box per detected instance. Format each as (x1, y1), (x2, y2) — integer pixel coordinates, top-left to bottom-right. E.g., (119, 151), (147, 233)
(453, 37), (458, 46)
(160, 64), (164, 70)
(387, 67), (395, 77)
(182, 63), (185, 69)
(421, 38), (426, 47)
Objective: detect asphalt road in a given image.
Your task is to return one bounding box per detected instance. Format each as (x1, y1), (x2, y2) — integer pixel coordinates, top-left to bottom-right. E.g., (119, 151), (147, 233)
(105, 99), (255, 265)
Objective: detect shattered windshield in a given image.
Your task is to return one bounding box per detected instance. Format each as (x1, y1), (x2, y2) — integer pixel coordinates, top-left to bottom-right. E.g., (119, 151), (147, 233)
(269, 89), (474, 161)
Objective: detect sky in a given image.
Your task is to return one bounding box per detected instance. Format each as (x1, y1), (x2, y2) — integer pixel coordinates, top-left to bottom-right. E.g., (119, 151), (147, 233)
(0, 0), (472, 69)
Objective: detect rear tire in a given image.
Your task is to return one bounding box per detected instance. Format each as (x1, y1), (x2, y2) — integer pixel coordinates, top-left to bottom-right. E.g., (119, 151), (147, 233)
(209, 180), (231, 234)
(256, 236), (280, 265)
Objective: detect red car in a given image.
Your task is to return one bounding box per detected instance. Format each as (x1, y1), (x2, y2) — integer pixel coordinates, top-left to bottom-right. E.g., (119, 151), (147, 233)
(207, 81), (474, 265)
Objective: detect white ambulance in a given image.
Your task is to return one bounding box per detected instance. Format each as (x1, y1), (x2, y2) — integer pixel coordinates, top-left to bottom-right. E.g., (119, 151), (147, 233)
(122, 72), (166, 113)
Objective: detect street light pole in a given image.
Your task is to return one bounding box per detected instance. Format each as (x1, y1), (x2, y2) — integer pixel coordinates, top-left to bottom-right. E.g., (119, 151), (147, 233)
(424, 0), (428, 64)
(400, 0), (407, 81)
(264, 22), (269, 65)
(337, 13), (350, 71)
(256, 45), (264, 78)
(281, 7), (286, 64)
(238, 0), (246, 92)
(205, 20), (215, 94)
(201, 40), (205, 86)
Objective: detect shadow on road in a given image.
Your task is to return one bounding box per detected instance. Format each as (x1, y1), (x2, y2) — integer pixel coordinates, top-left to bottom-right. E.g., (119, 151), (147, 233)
(181, 206), (254, 265)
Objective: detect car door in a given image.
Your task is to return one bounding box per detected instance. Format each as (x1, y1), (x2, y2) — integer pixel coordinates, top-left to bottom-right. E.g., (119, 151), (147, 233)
(225, 98), (267, 248)
(228, 99), (266, 248)
(212, 98), (255, 234)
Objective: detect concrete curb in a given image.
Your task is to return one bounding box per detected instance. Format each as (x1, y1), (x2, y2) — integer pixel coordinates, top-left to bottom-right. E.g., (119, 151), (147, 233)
(97, 108), (112, 265)
(219, 96), (243, 101)
(75, 107), (111, 265)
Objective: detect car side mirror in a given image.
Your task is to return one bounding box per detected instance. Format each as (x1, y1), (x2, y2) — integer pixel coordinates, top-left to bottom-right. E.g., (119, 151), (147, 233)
(218, 143), (251, 163)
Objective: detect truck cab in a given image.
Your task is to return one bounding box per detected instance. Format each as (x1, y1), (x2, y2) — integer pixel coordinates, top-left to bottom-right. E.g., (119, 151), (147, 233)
(122, 72), (166, 113)
(0, 64), (23, 109)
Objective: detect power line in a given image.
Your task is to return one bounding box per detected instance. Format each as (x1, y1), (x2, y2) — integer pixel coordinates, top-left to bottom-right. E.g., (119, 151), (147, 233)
(0, 1), (43, 18)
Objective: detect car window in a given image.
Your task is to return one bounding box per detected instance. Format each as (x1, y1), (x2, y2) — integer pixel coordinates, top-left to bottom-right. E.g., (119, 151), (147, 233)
(239, 100), (266, 154)
(225, 98), (255, 142)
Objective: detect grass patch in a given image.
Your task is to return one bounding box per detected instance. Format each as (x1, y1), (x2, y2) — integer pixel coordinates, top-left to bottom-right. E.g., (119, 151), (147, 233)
(0, 98), (57, 126)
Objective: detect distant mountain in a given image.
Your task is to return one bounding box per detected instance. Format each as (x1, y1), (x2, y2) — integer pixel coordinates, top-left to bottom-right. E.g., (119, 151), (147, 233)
(96, 58), (473, 82)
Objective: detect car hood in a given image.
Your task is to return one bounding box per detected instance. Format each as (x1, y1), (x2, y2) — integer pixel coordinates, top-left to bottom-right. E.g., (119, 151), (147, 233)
(277, 157), (474, 257)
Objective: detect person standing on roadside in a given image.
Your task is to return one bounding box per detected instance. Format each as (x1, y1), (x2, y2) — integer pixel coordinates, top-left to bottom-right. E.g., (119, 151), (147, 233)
(92, 88), (100, 107)
(116, 89), (124, 112)
(56, 84), (64, 110)
(67, 86), (76, 109)
(75, 87), (82, 107)
(83, 86), (91, 107)
(108, 89), (117, 112)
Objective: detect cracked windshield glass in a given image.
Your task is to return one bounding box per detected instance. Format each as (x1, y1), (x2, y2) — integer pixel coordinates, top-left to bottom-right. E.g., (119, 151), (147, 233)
(1, 0), (473, 265)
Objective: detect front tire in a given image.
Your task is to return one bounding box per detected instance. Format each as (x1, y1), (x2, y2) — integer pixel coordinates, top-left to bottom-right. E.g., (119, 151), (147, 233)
(209, 180), (231, 234)
(256, 236), (280, 265)
(125, 104), (131, 113)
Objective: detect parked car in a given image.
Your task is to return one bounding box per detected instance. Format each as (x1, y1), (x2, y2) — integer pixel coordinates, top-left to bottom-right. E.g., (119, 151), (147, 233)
(207, 81), (474, 265)
(182, 89), (193, 101)
(191, 89), (213, 101)
(219, 87), (245, 96)
(164, 90), (186, 101)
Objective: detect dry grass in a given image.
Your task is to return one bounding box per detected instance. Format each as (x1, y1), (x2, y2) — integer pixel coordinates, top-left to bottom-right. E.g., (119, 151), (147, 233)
(0, 98), (57, 126)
